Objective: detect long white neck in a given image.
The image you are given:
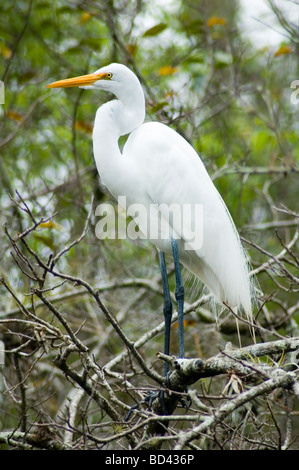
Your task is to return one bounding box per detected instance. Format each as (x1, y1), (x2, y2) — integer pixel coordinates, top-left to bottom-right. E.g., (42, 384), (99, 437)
(92, 81), (145, 196)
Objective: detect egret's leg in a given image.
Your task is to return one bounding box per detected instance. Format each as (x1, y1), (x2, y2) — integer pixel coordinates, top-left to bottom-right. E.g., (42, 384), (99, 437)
(158, 251), (173, 376)
(125, 247), (185, 421)
(171, 239), (191, 412)
(171, 238), (184, 358)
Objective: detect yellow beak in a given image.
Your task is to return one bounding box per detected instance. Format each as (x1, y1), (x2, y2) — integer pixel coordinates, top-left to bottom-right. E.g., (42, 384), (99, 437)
(46, 72), (107, 88)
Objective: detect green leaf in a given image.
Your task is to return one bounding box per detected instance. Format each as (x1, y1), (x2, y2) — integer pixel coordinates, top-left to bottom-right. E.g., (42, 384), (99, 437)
(142, 23), (167, 37)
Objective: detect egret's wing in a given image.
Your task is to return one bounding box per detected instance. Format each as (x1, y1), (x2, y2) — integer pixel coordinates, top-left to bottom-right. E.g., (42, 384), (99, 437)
(123, 122), (252, 316)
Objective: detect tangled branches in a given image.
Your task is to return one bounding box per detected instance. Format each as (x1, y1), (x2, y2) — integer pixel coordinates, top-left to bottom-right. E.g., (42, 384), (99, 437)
(0, 195), (298, 450)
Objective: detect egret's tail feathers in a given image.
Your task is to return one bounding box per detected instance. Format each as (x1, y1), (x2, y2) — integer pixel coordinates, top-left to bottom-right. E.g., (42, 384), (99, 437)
(183, 218), (254, 324)
(204, 195), (255, 323)
(204, 242), (253, 322)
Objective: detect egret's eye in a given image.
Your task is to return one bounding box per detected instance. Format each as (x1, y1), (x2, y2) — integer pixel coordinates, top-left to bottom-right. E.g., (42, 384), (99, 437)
(106, 73), (113, 79)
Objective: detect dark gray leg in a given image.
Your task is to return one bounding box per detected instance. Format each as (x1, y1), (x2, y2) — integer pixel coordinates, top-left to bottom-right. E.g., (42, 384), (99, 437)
(171, 239), (190, 411)
(171, 238), (184, 358)
(158, 251), (173, 376)
(125, 245), (186, 421)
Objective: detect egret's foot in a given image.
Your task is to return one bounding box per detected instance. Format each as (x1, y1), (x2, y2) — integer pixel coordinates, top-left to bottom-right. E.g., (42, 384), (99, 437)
(124, 390), (161, 422)
(124, 403), (139, 422)
(124, 377), (173, 422)
(124, 386), (191, 421)
(144, 390), (162, 410)
(179, 391), (192, 411)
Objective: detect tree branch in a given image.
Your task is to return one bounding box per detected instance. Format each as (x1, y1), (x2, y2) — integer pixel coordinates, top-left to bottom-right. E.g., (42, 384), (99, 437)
(174, 371), (296, 449)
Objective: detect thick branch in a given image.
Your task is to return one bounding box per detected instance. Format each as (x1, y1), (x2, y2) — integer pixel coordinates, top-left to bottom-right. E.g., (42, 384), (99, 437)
(167, 337), (299, 386)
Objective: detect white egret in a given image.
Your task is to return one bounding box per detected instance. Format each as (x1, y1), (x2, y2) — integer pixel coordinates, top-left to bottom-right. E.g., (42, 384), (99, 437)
(46, 63), (253, 370)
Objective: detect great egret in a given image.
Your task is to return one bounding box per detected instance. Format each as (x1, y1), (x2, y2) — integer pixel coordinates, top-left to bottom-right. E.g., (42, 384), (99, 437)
(47, 63), (253, 370)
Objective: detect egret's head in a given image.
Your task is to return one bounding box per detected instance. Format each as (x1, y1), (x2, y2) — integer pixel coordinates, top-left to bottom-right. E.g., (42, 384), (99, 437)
(46, 63), (145, 133)
(46, 63), (141, 100)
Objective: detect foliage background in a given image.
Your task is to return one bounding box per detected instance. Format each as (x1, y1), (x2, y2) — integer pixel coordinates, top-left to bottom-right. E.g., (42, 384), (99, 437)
(0, 0), (298, 450)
